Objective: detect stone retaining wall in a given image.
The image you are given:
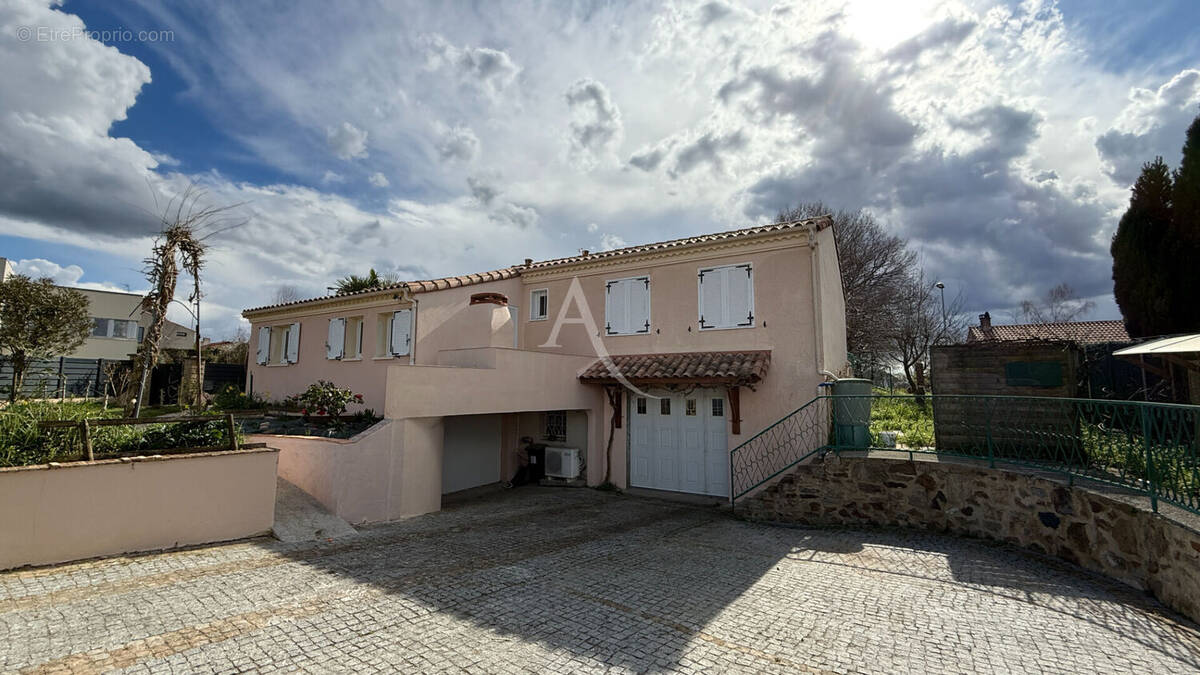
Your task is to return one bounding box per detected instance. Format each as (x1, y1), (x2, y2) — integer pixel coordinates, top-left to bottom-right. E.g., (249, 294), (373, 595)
(738, 454), (1200, 623)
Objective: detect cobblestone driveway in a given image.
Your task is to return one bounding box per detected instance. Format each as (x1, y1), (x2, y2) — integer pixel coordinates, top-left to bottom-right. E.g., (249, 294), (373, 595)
(3, 488), (1199, 674)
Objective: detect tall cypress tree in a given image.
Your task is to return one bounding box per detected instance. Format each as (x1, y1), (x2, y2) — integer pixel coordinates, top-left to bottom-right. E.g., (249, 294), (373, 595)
(1170, 112), (1200, 328)
(1112, 157), (1173, 337)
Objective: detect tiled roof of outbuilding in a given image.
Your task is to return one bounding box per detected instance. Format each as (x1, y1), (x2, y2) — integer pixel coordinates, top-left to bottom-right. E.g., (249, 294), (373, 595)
(578, 350), (771, 386)
(967, 320), (1130, 344)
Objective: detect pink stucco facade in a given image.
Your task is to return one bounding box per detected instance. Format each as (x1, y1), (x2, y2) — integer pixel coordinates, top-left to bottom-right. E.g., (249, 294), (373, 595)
(243, 219), (846, 521)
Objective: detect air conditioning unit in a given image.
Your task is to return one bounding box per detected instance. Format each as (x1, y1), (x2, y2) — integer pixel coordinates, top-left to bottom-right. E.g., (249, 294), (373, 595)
(544, 447), (582, 479)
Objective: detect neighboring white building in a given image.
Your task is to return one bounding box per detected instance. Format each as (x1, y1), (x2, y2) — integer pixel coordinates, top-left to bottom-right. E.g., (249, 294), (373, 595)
(0, 257), (196, 360)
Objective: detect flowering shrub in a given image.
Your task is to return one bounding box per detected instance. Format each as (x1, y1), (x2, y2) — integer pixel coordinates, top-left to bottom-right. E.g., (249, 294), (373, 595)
(295, 380), (363, 425)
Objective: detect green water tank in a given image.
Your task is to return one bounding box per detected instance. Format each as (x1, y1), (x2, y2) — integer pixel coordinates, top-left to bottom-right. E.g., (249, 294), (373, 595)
(832, 378), (873, 448)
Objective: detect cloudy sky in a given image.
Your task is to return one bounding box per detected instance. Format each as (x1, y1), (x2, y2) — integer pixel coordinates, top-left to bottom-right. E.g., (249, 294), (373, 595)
(1, 0), (1198, 338)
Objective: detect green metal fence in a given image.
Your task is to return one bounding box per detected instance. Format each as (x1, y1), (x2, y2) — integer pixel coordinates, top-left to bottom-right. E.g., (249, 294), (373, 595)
(730, 393), (1200, 516)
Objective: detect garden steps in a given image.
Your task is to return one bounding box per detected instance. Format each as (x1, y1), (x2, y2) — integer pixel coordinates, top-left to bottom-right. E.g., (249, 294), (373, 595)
(272, 478), (357, 543)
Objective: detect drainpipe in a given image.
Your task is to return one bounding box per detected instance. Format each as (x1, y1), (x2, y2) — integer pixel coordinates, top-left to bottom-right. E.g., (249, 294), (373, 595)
(399, 284), (417, 365)
(807, 222), (825, 380)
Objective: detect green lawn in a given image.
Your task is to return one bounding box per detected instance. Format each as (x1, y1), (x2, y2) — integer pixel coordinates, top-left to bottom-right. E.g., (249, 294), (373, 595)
(868, 391), (935, 448)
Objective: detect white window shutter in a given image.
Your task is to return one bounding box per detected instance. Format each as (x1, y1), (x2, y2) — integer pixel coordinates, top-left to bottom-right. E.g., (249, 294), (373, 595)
(699, 267), (724, 328)
(326, 318), (345, 360)
(605, 280), (626, 335)
(391, 309), (412, 356)
(286, 322), (301, 363)
(631, 277), (650, 333)
(728, 264), (754, 327)
(256, 326), (270, 364)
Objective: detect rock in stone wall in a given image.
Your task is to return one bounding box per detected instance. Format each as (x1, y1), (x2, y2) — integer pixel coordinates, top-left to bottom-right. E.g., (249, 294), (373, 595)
(739, 455), (1200, 623)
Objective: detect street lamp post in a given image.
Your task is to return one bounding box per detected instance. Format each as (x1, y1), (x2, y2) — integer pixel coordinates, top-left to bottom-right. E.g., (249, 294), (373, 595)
(935, 281), (946, 339)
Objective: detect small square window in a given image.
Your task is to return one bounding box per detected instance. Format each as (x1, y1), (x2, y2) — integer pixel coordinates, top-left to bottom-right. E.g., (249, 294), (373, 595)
(91, 318), (109, 337)
(636, 398), (647, 414)
(660, 398), (671, 415)
(711, 398), (724, 417)
(530, 289), (549, 321)
(543, 410), (567, 441)
(685, 399), (697, 416)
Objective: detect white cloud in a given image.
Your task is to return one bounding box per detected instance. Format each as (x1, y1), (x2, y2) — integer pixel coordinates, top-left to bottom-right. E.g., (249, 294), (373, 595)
(565, 78), (624, 168)
(326, 122), (369, 160)
(435, 123), (480, 162)
(321, 170), (346, 184)
(598, 233), (626, 251)
(368, 172), (390, 188)
(12, 258), (84, 286)
(425, 34), (520, 99)
(1095, 69), (1200, 186)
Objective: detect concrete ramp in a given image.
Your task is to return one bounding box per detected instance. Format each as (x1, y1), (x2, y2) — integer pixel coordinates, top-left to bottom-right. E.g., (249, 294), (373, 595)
(272, 478), (358, 543)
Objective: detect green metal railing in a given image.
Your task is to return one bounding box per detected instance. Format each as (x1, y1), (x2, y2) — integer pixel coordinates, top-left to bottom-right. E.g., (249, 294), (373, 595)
(730, 393), (1200, 516)
(729, 396), (831, 501)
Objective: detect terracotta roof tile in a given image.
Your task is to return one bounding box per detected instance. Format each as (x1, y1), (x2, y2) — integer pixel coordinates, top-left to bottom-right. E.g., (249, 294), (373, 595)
(526, 217), (828, 271)
(243, 216), (829, 316)
(579, 350), (771, 386)
(967, 320), (1129, 344)
(243, 267), (521, 314)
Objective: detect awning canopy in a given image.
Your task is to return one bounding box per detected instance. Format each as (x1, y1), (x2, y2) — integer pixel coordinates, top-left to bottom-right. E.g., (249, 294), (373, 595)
(1113, 334), (1200, 357)
(579, 350), (771, 387)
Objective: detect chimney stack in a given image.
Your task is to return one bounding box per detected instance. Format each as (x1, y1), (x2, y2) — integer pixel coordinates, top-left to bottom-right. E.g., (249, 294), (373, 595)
(979, 312), (991, 330)
(524, 258), (533, 268)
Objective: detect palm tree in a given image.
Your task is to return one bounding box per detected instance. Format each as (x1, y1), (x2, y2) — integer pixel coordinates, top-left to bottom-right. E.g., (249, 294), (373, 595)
(333, 268), (396, 294)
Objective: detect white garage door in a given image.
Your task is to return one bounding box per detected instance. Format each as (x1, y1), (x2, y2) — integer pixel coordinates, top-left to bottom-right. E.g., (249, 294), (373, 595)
(629, 389), (728, 497)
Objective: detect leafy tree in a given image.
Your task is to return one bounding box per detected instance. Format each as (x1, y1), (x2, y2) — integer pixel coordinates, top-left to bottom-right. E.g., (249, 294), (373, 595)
(1112, 157), (1174, 337)
(0, 275), (91, 401)
(333, 268), (397, 295)
(1170, 112), (1200, 327)
(1020, 283), (1095, 324)
(776, 202), (916, 355)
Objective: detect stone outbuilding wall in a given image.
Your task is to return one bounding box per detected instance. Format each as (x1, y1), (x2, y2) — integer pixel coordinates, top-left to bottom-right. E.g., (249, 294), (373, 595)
(738, 454), (1200, 623)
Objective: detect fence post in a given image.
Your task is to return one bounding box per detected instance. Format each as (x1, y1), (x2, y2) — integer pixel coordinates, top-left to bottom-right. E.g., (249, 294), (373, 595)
(58, 356), (65, 400)
(1141, 405), (1158, 513)
(95, 358), (103, 398)
(226, 413), (239, 451)
(80, 419), (94, 461)
(986, 398), (995, 469)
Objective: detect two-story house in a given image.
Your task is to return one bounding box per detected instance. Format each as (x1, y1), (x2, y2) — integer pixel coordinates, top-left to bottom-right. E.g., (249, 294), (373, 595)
(242, 217), (846, 521)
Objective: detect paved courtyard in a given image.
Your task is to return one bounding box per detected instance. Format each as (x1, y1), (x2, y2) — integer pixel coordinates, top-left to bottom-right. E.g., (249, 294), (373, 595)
(2, 488), (1199, 674)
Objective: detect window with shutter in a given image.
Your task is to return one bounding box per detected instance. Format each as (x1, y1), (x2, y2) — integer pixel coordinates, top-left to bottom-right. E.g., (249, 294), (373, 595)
(391, 309), (412, 356)
(604, 276), (650, 335)
(286, 322), (301, 363)
(327, 318), (346, 360)
(698, 263), (754, 330)
(256, 326), (270, 365)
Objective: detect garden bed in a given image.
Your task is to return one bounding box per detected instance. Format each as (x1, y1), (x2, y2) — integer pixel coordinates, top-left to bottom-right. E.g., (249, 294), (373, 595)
(1, 400), (242, 467)
(236, 413), (380, 439)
